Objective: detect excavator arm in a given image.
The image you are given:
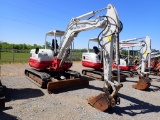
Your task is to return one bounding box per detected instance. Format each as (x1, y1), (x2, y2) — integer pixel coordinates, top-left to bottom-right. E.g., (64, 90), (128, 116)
(50, 4), (123, 111)
(52, 4), (122, 72)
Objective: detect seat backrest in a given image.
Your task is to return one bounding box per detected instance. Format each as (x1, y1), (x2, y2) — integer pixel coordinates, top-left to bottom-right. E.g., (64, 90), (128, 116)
(93, 46), (100, 54)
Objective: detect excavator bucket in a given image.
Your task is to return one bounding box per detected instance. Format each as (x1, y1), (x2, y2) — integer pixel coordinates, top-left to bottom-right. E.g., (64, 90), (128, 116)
(87, 84), (122, 111)
(86, 93), (110, 111)
(132, 75), (151, 90)
(47, 76), (89, 93)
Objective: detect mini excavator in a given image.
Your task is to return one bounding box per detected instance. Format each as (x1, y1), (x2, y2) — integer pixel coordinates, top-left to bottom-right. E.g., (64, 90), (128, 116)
(82, 36), (152, 90)
(113, 36), (151, 77)
(118, 36), (152, 90)
(25, 4), (123, 111)
(82, 37), (127, 82)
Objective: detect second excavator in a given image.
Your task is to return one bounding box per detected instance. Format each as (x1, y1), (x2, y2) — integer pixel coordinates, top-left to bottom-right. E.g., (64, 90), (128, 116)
(118, 36), (152, 90)
(82, 36), (152, 90)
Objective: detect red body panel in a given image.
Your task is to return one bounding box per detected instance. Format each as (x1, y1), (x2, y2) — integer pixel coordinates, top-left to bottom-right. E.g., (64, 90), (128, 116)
(29, 58), (52, 70)
(112, 61), (136, 71)
(51, 57), (72, 71)
(29, 57), (72, 71)
(82, 61), (103, 70)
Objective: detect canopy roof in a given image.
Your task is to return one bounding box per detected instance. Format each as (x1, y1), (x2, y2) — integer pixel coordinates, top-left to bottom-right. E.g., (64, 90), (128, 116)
(89, 38), (99, 42)
(46, 30), (65, 37)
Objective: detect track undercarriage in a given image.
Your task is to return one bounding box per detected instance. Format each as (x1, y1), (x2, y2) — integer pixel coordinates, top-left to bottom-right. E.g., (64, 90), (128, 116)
(82, 69), (127, 82)
(25, 68), (89, 93)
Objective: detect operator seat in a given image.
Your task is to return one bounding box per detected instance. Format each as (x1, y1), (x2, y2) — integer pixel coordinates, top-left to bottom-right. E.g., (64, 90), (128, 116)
(93, 46), (100, 54)
(52, 39), (59, 50)
(52, 39), (59, 56)
(93, 46), (103, 64)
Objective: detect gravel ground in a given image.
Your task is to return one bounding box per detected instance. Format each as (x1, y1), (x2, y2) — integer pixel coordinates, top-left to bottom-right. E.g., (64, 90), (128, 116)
(0, 62), (160, 120)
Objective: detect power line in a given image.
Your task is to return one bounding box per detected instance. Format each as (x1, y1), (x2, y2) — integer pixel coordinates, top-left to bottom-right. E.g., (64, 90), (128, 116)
(0, 1), (69, 21)
(0, 16), (52, 29)
(29, 0), (76, 17)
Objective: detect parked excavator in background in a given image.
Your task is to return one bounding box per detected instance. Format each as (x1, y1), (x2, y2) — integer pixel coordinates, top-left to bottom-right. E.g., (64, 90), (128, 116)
(114, 36), (152, 90)
(25, 4), (123, 111)
(113, 36), (151, 76)
(82, 36), (152, 90)
(149, 50), (160, 76)
(82, 38), (127, 82)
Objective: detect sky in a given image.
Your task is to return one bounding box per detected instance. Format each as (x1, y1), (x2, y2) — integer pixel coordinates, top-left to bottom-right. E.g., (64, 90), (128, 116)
(0, 0), (160, 50)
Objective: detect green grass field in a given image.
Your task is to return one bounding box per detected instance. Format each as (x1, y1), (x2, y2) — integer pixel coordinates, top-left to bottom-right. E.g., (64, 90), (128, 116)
(0, 51), (84, 64)
(0, 52), (30, 64)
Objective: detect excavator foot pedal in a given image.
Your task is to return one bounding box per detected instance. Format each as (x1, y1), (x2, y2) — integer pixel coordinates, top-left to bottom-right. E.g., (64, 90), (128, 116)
(86, 93), (110, 111)
(132, 75), (151, 90)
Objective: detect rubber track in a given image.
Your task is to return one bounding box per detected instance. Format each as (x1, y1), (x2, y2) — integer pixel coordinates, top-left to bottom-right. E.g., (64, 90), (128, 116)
(25, 68), (51, 88)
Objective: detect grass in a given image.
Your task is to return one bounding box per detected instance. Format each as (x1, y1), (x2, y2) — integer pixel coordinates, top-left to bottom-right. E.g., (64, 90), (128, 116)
(0, 52), (29, 64)
(0, 51), (84, 64)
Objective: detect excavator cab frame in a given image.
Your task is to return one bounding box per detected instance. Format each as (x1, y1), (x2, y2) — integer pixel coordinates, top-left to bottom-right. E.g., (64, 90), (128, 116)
(45, 30), (73, 61)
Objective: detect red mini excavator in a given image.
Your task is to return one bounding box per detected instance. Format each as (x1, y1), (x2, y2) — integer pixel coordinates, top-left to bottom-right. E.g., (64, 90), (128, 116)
(25, 4), (123, 111)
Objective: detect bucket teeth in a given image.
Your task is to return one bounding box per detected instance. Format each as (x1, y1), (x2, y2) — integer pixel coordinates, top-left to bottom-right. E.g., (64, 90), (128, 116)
(132, 75), (151, 90)
(86, 93), (110, 111)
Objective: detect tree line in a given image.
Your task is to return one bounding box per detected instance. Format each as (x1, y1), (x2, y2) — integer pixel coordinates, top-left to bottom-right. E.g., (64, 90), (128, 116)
(0, 42), (141, 55)
(0, 42), (88, 53)
(0, 42), (44, 50)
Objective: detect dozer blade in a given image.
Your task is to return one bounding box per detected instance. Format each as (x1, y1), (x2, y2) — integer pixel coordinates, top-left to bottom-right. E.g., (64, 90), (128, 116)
(86, 93), (110, 111)
(47, 76), (89, 93)
(132, 75), (151, 90)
